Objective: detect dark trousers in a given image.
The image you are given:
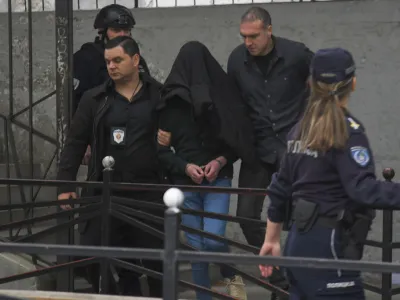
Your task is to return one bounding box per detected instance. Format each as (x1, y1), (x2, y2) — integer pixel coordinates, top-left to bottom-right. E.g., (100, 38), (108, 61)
(237, 160), (279, 247)
(237, 158), (289, 292)
(284, 224), (365, 299)
(79, 189), (164, 297)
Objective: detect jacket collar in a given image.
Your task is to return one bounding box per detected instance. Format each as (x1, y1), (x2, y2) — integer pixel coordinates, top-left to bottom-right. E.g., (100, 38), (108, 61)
(91, 72), (160, 100)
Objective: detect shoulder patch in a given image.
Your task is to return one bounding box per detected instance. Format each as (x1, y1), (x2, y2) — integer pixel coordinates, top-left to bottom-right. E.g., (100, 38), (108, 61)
(347, 117), (360, 130)
(350, 146), (370, 167)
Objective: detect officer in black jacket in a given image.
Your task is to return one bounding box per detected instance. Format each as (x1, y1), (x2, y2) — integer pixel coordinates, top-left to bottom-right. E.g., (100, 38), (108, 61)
(259, 47), (400, 299)
(58, 36), (163, 297)
(74, 4), (151, 165)
(73, 4), (150, 115)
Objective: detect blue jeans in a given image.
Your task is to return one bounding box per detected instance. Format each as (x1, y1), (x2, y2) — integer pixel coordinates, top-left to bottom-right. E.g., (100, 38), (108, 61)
(182, 178), (235, 300)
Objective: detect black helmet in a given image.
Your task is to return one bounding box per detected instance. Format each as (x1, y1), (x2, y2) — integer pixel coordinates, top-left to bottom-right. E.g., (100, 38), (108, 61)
(94, 4), (136, 30)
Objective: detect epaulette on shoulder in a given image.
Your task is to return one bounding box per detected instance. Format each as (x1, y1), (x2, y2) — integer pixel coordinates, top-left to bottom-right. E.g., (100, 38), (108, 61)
(346, 116), (365, 134)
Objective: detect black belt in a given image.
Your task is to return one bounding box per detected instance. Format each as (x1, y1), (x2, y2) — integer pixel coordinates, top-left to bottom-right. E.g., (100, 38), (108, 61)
(291, 215), (338, 229)
(314, 215), (337, 229)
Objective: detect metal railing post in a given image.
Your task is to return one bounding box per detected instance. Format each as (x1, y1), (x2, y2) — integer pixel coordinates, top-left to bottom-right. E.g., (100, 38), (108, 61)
(163, 188), (184, 300)
(99, 156), (114, 294)
(55, 0), (74, 292)
(382, 167), (395, 300)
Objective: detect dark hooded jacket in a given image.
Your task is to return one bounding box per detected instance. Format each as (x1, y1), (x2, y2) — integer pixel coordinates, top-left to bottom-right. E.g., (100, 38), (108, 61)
(157, 41), (257, 183)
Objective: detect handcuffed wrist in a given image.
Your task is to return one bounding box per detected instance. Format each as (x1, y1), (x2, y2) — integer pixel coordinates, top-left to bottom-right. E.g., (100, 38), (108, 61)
(214, 159), (223, 168)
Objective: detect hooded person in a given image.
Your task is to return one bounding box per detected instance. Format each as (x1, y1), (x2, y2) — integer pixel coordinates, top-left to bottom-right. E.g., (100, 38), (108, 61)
(156, 41), (254, 300)
(157, 41), (257, 169)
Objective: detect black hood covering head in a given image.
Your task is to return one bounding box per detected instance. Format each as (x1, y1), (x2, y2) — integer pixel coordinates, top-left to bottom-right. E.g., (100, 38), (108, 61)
(158, 41), (257, 166)
(159, 41), (228, 116)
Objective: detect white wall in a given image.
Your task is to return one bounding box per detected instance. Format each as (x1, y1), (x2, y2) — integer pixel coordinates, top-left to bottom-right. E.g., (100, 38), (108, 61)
(0, 0), (331, 12)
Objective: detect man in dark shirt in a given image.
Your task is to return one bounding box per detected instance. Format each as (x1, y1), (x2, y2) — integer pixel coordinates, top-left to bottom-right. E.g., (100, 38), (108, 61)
(57, 36), (163, 297)
(74, 4), (152, 165)
(227, 7), (313, 294)
(228, 6), (313, 248)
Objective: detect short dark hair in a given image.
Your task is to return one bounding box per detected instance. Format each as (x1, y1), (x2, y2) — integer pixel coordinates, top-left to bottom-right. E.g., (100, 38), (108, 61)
(105, 36), (140, 57)
(241, 6), (272, 27)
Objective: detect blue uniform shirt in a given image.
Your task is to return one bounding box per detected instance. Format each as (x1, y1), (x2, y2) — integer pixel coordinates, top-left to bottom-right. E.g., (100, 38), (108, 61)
(267, 112), (400, 223)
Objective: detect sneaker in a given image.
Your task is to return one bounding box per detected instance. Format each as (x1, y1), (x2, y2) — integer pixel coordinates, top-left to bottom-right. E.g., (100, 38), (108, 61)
(224, 275), (248, 300)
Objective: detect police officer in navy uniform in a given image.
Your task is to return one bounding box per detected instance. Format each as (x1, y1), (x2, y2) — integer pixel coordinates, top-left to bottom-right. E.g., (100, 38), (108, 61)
(259, 47), (400, 299)
(73, 4), (151, 165)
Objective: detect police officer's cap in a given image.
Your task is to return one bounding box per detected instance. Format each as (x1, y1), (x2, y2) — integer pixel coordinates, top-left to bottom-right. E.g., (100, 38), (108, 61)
(311, 48), (356, 84)
(94, 4), (136, 30)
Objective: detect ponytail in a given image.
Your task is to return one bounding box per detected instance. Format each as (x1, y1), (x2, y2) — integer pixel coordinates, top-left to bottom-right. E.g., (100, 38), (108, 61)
(297, 78), (354, 153)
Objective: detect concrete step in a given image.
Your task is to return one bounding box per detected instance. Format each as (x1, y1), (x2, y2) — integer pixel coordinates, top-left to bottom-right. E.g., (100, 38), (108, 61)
(0, 256), (389, 300)
(179, 281), (270, 300)
(179, 282), (386, 300)
(0, 226), (225, 279)
(0, 289), (172, 300)
(0, 163), (42, 179)
(0, 222), (67, 263)
(73, 276), (272, 299)
(0, 185), (57, 205)
(0, 163), (58, 226)
(0, 228), (387, 300)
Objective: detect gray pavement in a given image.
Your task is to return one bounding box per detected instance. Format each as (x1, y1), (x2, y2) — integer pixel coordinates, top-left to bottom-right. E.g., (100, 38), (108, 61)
(71, 272), (396, 299)
(0, 275), (398, 299)
(179, 283), (399, 299)
(0, 288), (395, 300)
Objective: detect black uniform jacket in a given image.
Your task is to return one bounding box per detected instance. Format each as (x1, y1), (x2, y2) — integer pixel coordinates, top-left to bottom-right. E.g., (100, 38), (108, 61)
(267, 111), (400, 224)
(57, 73), (162, 195)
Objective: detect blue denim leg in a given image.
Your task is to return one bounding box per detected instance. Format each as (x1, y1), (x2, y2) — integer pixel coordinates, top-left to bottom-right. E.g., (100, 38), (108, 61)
(202, 178), (236, 279)
(181, 191), (211, 300)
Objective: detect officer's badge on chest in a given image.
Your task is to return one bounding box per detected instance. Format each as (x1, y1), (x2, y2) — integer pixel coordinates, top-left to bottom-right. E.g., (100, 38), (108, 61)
(111, 127), (126, 146)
